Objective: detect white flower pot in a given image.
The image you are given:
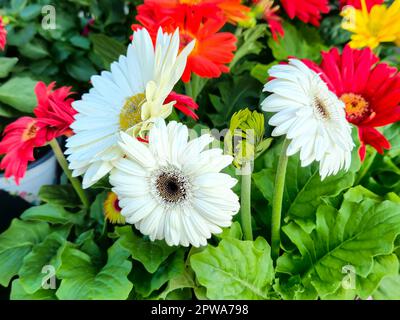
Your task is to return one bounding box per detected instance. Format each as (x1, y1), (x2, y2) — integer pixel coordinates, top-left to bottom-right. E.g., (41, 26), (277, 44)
(0, 150), (57, 204)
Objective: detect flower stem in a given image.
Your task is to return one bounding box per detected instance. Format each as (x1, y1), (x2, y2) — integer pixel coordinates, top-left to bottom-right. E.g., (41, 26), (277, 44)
(354, 147), (377, 185)
(49, 139), (90, 209)
(241, 161), (253, 241)
(184, 75), (207, 101)
(271, 139), (290, 262)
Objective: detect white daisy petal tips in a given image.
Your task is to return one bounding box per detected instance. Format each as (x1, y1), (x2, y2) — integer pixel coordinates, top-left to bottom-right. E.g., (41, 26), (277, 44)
(110, 118), (240, 247)
(66, 28), (195, 189)
(261, 59), (354, 180)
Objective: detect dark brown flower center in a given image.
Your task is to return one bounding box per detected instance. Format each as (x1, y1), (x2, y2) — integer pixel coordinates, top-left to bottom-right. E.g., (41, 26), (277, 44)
(314, 96), (331, 120)
(156, 171), (188, 204)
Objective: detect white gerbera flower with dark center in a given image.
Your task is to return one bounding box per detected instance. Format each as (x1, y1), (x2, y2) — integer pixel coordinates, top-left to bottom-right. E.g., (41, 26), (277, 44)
(65, 28), (195, 188)
(261, 59), (354, 179)
(110, 118), (240, 247)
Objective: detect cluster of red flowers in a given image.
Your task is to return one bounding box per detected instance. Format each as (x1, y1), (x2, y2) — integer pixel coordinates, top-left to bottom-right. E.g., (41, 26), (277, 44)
(304, 45), (400, 160)
(132, 0), (241, 82)
(0, 82), (76, 184)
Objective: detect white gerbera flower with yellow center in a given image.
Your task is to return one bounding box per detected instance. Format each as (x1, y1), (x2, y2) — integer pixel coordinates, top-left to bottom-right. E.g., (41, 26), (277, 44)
(261, 59), (354, 179)
(65, 28), (195, 188)
(110, 118), (240, 247)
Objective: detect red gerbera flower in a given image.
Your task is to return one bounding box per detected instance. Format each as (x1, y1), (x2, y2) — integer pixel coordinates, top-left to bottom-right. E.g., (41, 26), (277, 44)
(340, 0), (384, 11)
(34, 81), (77, 140)
(253, 0), (284, 40)
(280, 0), (330, 26)
(133, 2), (237, 82)
(165, 91), (199, 119)
(142, 0), (250, 25)
(303, 45), (400, 160)
(0, 82), (77, 184)
(0, 16), (7, 51)
(0, 118), (47, 184)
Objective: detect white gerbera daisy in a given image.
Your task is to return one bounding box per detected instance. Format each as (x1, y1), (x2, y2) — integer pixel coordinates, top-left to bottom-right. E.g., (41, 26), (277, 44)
(65, 28), (195, 188)
(261, 59), (354, 180)
(109, 118), (240, 247)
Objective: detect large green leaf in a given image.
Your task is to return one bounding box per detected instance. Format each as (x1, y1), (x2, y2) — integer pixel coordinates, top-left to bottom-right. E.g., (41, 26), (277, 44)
(253, 140), (357, 232)
(56, 241), (132, 300)
(21, 204), (85, 225)
(276, 186), (400, 299)
(39, 185), (81, 208)
(19, 40), (49, 60)
(66, 57), (97, 82)
(10, 279), (56, 300)
(230, 24), (266, 70)
(115, 226), (177, 273)
(0, 58), (18, 78)
(267, 22), (326, 62)
(156, 270), (195, 300)
(191, 237), (274, 299)
(130, 249), (186, 298)
(0, 76), (37, 112)
(90, 34), (126, 69)
(323, 254), (399, 300)
(0, 220), (50, 287)
(18, 232), (67, 294)
(373, 274), (400, 300)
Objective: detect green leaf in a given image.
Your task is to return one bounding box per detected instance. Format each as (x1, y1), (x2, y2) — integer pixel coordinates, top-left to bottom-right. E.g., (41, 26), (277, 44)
(230, 24), (266, 70)
(70, 35), (91, 50)
(216, 221), (243, 241)
(0, 220), (50, 287)
(7, 24), (36, 47)
(56, 241), (132, 300)
(89, 191), (107, 235)
(324, 254), (399, 300)
(191, 237), (274, 299)
(19, 40), (49, 60)
(373, 274), (400, 300)
(21, 204), (85, 225)
(19, 4), (42, 21)
(156, 270), (195, 300)
(208, 75), (261, 127)
(39, 185), (81, 208)
(250, 62), (277, 84)
(277, 186), (400, 299)
(130, 249), (186, 298)
(90, 34), (126, 69)
(11, 0), (27, 12)
(66, 57), (97, 82)
(267, 22), (326, 62)
(253, 141), (356, 232)
(10, 279), (56, 300)
(18, 232), (67, 294)
(0, 58), (18, 78)
(0, 102), (23, 118)
(0, 76), (37, 112)
(115, 226), (177, 273)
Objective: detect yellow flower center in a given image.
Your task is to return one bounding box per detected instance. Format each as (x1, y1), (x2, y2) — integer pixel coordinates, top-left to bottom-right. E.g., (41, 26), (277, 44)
(22, 121), (39, 142)
(104, 192), (125, 224)
(119, 93), (146, 131)
(341, 93), (370, 122)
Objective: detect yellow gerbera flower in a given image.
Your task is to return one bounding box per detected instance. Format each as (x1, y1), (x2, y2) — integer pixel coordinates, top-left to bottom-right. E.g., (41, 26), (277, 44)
(341, 0), (400, 49)
(104, 192), (125, 225)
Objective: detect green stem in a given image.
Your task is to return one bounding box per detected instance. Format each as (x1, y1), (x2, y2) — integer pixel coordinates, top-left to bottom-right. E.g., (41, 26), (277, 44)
(241, 161), (253, 241)
(49, 139), (90, 209)
(184, 82), (193, 99)
(271, 139), (290, 262)
(354, 147), (377, 185)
